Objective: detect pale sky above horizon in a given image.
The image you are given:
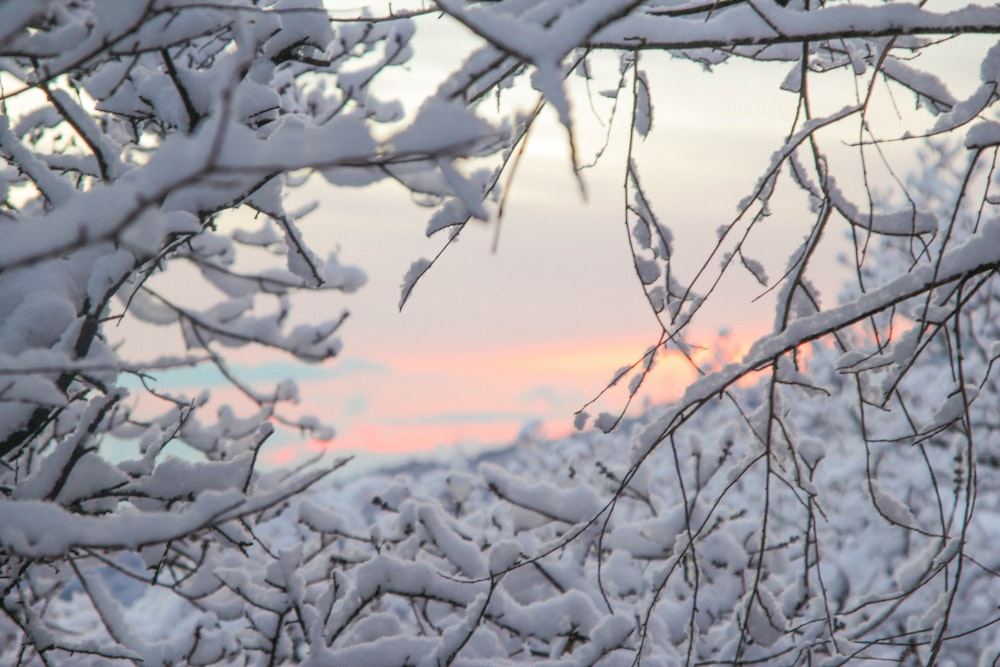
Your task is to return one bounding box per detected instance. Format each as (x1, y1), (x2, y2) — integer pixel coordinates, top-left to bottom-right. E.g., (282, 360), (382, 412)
(262, 50), (789, 467)
(111, 12), (995, 470)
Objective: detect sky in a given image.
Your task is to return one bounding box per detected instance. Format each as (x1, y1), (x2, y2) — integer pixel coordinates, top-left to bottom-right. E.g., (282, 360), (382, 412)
(111, 9), (994, 471)
(257, 48), (789, 467)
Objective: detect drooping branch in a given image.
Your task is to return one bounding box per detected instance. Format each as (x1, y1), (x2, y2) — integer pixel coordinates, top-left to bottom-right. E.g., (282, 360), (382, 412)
(591, 5), (1000, 51)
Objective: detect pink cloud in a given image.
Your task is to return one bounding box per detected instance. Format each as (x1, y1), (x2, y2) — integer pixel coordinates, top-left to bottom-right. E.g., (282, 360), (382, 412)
(274, 329), (767, 460)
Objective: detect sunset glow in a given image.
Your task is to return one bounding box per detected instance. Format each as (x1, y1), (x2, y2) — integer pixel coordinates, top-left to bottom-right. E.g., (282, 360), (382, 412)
(254, 326), (767, 465)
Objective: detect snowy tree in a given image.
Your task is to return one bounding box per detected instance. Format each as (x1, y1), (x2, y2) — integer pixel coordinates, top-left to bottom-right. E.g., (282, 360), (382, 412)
(403, 2), (1000, 664)
(4, 0), (1000, 666)
(0, 1), (503, 663)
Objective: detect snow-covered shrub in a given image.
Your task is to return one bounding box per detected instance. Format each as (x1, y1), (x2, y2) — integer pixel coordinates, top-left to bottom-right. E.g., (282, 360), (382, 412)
(11, 364), (1000, 664)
